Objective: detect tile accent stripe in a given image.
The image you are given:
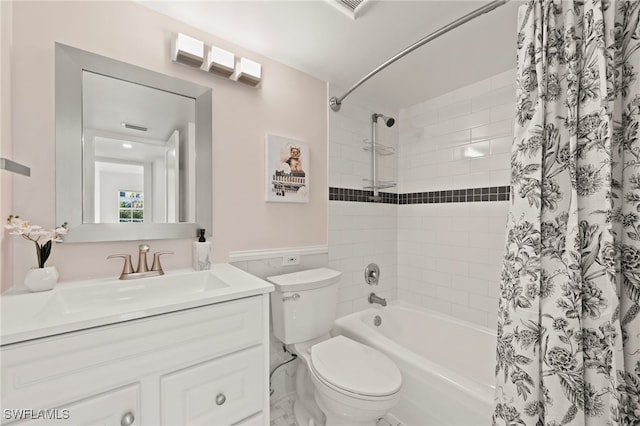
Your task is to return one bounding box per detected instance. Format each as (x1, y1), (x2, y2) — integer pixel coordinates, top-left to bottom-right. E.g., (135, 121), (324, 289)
(328, 187), (397, 204)
(329, 186), (510, 204)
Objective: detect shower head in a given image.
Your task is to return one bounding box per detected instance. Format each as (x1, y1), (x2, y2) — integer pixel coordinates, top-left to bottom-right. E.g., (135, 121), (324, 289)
(373, 113), (395, 127)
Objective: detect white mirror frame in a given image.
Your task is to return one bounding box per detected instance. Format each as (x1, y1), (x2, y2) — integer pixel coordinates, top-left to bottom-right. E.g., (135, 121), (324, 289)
(55, 43), (212, 242)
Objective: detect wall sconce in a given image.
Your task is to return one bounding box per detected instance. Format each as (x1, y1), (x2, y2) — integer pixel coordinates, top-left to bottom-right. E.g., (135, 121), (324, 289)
(207, 46), (235, 78)
(237, 57), (262, 86)
(172, 33), (204, 67)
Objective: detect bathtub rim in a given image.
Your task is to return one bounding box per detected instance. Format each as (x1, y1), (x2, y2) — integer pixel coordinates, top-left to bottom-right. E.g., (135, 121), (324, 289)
(332, 300), (497, 410)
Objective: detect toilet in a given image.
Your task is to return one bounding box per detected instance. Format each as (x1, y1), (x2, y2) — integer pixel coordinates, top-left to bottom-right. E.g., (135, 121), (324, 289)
(268, 268), (401, 426)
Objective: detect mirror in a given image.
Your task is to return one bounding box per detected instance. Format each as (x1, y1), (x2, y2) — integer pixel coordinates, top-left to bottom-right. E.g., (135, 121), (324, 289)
(55, 43), (212, 242)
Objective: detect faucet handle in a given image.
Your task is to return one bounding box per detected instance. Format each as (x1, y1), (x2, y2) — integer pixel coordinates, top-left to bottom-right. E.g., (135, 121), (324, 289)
(107, 254), (134, 279)
(151, 251), (174, 274)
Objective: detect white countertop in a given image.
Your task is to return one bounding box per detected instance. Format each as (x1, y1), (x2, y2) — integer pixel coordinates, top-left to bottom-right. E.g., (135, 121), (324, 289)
(1, 263), (273, 345)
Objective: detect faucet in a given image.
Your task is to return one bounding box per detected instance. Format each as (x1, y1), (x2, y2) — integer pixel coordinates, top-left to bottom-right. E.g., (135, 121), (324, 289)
(108, 244), (173, 280)
(368, 292), (387, 307)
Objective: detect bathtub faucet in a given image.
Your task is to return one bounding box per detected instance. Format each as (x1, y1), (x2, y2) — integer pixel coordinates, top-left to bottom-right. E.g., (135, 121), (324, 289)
(368, 292), (387, 307)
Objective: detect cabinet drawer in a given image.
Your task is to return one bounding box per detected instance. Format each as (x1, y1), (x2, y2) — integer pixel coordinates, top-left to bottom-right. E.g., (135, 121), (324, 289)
(2, 297), (263, 412)
(234, 412), (265, 425)
(6, 384), (140, 426)
(161, 346), (263, 426)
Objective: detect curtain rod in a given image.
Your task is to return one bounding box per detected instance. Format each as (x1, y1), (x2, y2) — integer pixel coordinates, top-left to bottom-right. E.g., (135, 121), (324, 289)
(329, 0), (511, 112)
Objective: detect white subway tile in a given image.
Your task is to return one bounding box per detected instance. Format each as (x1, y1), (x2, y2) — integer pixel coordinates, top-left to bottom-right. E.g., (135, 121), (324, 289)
(452, 140), (491, 160)
(490, 102), (515, 122)
(432, 129), (471, 148)
(471, 85), (515, 112)
(450, 109), (492, 132)
(471, 119), (513, 142)
(437, 99), (472, 121)
(490, 136), (513, 154)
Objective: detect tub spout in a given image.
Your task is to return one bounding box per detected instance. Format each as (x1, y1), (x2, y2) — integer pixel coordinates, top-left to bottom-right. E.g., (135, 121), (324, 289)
(368, 292), (387, 307)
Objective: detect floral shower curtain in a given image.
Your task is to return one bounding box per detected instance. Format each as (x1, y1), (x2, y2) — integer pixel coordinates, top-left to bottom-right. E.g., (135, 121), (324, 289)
(493, 1), (640, 425)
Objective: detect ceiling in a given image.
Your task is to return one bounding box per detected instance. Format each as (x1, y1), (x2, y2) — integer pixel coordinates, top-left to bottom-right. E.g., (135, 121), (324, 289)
(138, 0), (523, 111)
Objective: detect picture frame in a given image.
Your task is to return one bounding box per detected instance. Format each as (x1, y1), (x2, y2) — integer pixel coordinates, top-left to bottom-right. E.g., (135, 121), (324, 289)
(265, 134), (309, 203)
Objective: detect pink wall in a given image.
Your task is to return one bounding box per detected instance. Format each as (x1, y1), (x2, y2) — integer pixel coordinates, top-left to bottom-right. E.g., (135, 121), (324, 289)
(1, 1), (14, 292)
(2, 1), (328, 290)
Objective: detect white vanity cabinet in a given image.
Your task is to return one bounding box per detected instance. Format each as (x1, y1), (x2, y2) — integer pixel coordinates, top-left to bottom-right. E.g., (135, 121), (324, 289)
(1, 295), (270, 426)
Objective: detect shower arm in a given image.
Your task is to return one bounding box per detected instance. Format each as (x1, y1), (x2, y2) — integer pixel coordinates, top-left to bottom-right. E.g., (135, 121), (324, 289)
(329, 0), (510, 112)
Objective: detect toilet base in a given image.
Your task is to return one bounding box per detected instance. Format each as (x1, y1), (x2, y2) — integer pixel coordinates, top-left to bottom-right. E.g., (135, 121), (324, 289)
(293, 359), (325, 426)
(315, 393), (380, 426)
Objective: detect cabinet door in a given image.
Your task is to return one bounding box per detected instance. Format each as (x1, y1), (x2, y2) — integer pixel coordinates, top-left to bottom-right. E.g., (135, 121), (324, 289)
(6, 384), (140, 426)
(161, 346), (263, 426)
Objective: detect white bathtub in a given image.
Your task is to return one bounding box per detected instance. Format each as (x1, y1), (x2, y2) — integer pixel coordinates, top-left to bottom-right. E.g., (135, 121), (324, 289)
(332, 301), (496, 426)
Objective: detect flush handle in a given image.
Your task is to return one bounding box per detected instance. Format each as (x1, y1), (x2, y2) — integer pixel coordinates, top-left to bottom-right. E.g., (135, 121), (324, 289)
(120, 412), (135, 426)
(215, 393), (226, 406)
(282, 293), (300, 302)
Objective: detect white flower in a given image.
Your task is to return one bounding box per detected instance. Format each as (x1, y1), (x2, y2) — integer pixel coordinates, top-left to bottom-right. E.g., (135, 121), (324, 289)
(5, 215), (68, 268)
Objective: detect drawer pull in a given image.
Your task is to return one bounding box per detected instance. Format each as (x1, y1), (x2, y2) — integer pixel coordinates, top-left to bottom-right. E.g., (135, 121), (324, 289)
(120, 412), (135, 426)
(215, 393), (226, 406)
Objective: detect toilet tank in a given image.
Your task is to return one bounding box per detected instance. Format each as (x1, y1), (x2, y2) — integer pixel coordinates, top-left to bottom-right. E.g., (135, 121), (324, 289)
(267, 268), (342, 344)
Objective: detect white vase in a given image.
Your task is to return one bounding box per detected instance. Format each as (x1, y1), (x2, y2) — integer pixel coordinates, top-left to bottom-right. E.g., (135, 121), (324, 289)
(24, 266), (58, 292)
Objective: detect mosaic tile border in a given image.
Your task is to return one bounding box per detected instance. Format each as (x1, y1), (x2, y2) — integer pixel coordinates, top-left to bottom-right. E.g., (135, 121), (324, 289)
(329, 186), (510, 204)
(328, 187), (397, 204)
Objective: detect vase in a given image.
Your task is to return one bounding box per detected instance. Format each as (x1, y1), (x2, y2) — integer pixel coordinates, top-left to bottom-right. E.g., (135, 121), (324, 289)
(24, 266), (58, 292)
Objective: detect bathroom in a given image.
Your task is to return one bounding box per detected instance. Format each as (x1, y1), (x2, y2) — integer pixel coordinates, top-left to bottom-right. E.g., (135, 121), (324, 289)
(2, 1), (639, 425)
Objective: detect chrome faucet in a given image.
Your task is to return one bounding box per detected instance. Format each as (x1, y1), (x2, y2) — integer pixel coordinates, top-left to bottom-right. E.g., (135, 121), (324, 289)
(108, 244), (173, 280)
(368, 292), (387, 307)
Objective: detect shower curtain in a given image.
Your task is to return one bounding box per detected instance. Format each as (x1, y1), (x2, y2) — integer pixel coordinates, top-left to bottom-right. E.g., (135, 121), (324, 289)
(493, 1), (640, 425)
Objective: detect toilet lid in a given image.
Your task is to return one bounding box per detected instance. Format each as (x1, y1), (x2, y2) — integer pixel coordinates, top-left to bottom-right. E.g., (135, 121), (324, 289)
(310, 335), (401, 397)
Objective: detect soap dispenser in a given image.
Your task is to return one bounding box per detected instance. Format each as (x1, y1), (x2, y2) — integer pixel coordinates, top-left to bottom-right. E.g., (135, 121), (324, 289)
(192, 229), (212, 271)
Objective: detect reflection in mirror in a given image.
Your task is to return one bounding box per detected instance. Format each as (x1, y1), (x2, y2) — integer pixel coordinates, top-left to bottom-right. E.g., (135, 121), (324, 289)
(82, 71), (196, 224)
(56, 43), (212, 242)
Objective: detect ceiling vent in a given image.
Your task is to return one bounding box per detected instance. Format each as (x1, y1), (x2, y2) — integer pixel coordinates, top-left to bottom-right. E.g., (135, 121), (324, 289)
(327, 0), (372, 19)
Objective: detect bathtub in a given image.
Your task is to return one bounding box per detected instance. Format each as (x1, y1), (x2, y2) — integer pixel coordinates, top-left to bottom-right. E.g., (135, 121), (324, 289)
(332, 301), (496, 426)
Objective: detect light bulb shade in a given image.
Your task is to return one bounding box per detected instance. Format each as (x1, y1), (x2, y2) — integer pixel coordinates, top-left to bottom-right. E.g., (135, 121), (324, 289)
(207, 46), (235, 77)
(237, 57), (262, 86)
(171, 33), (204, 67)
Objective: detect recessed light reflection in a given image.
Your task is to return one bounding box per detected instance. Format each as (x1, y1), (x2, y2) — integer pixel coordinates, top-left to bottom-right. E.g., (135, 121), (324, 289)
(122, 143), (133, 149)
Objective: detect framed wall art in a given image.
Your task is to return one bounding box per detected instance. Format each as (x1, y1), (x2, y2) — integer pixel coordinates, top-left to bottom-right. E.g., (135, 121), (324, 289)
(265, 134), (309, 203)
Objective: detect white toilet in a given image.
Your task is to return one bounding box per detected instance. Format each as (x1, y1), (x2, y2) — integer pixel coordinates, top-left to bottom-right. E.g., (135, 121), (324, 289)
(268, 268), (401, 426)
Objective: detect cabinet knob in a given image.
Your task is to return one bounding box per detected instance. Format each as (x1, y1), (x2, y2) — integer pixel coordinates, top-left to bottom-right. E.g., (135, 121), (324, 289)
(215, 393), (226, 406)
(120, 412), (135, 426)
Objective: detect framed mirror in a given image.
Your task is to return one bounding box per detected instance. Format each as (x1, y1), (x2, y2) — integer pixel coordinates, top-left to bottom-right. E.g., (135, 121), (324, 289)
(55, 43), (212, 242)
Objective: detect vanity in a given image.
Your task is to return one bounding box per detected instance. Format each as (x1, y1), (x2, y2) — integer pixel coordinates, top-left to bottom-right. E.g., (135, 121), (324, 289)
(1, 264), (273, 425)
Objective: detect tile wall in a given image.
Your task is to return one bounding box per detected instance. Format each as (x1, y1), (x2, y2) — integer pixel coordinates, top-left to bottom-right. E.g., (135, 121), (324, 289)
(396, 68), (516, 327)
(328, 89), (399, 317)
(327, 69), (516, 328)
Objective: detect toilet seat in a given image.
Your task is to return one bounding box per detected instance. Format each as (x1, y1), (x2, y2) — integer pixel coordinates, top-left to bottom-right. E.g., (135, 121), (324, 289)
(309, 335), (401, 398)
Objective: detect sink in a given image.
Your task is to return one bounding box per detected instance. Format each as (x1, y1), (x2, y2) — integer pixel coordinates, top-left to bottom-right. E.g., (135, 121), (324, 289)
(1, 264), (274, 345)
(44, 270), (230, 315)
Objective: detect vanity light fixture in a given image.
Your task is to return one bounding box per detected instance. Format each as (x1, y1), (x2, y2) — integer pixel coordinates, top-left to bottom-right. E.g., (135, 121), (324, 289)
(171, 33), (204, 68)
(236, 57), (262, 86)
(207, 46), (235, 78)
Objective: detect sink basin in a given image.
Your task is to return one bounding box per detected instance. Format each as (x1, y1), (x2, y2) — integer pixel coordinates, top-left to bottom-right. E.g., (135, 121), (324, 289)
(1, 264), (274, 345)
(44, 270), (229, 315)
